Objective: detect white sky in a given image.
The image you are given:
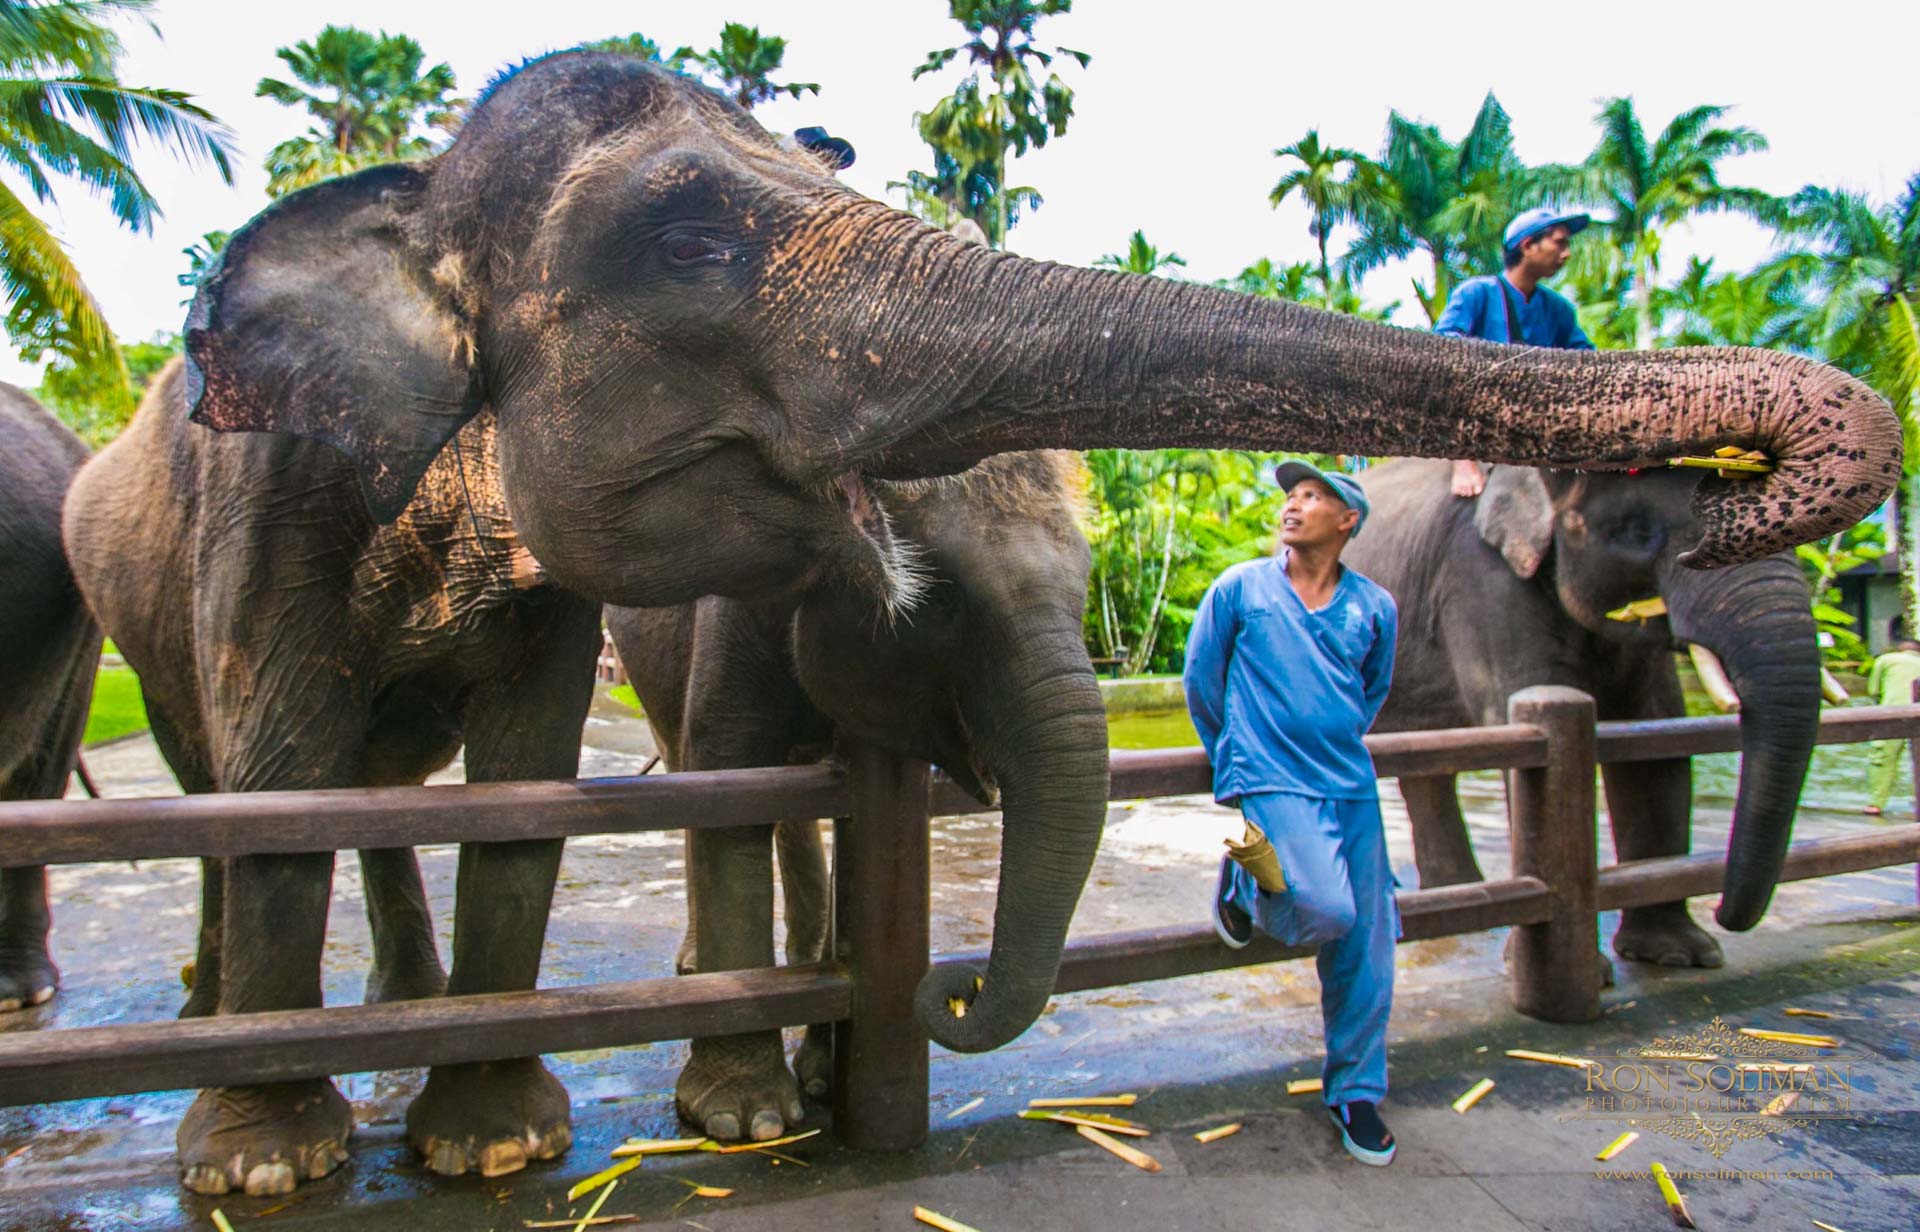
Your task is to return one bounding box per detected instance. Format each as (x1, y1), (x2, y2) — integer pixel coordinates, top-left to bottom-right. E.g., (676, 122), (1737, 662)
(4, 0), (1917, 386)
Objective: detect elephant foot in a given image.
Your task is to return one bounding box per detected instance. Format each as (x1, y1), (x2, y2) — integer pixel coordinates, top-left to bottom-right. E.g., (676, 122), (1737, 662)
(177, 1080), (351, 1196)
(1614, 906), (1724, 969)
(363, 955), (448, 1004)
(1502, 932), (1615, 989)
(792, 1025), (832, 1101)
(0, 946), (57, 1013)
(677, 1031), (805, 1142)
(406, 1057), (571, 1178)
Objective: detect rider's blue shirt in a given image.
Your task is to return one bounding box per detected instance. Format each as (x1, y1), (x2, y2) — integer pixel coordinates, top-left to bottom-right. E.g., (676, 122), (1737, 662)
(1434, 274), (1594, 349)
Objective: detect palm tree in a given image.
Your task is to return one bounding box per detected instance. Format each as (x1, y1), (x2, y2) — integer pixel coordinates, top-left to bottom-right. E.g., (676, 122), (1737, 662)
(579, 33), (695, 70)
(1221, 257), (1396, 320)
(897, 75), (1043, 234)
(1657, 256), (1795, 349)
(689, 23), (816, 110)
(256, 25), (461, 196)
(1341, 94), (1535, 324)
(1551, 98), (1773, 349)
(1269, 131), (1368, 291)
(912, 0), (1088, 248)
(1, 0), (234, 381)
(1094, 230), (1184, 277)
(1766, 176), (1920, 627)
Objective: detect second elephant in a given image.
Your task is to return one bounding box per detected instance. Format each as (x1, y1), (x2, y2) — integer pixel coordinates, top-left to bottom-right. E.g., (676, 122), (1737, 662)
(609, 450), (1104, 1143)
(1345, 460), (1824, 971)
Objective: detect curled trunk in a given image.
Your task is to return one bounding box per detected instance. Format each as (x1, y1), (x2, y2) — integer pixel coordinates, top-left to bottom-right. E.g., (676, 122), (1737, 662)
(913, 622), (1109, 1052)
(1660, 554), (1822, 930)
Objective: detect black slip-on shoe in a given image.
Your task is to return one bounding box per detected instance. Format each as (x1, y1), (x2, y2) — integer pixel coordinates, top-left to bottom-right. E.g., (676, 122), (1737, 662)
(1212, 854), (1253, 949)
(1329, 1100), (1396, 1166)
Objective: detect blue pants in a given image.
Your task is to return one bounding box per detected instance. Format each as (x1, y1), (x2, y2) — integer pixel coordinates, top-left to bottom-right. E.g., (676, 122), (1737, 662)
(1223, 791), (1402, 1107)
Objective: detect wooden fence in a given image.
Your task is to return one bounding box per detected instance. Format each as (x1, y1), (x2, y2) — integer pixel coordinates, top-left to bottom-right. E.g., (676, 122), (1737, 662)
(0, 687), (1915, 1152)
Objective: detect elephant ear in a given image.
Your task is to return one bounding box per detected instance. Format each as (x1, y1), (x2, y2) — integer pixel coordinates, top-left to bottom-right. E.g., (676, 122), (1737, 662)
(185, 162), (481, 523)
(1473, 466), (1555, 579)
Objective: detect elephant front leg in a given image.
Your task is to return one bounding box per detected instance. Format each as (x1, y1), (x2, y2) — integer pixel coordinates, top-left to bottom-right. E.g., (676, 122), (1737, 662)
(0, 866), (57, 1012)
(1398, 774), (1483, 887)
(178, 852), (352, 1197)
(405, 837), (572, 1177)
(678, 822), (803, 1142)
(1604, 759), (1724, 968)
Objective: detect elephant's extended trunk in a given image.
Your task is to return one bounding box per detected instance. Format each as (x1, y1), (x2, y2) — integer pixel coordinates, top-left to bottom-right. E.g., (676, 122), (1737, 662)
(912, 618), (1110, 1052)
(1662, 554), (1822, 930)
(838, 221), (1899, 568)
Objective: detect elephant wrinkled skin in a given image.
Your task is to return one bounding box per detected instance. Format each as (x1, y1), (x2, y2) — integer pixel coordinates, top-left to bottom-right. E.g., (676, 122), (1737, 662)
(63, 361), (602, 1195)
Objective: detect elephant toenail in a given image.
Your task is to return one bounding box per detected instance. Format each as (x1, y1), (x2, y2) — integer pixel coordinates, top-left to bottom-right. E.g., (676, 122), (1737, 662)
(479, 1140), (527, 1177)
(426, 1140), (469, 1176)
(804, 1078), (828, 1098)
(28, 987), (53, 1006)
(786, 1100), (806, 1124)
(307, 1141), (344, 1179)
(707, 1113), (740, 1141)
(244, 1160), (297, 1196)
(750, 1111), (785, 1141)
(181, 1163), (230, 1195)
(0, 998), (20, 1013)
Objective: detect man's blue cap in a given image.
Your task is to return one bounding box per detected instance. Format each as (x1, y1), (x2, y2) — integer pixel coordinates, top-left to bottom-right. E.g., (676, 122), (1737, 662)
(1274, 461), (1369, 539)
(1503, 207), (1590, 255)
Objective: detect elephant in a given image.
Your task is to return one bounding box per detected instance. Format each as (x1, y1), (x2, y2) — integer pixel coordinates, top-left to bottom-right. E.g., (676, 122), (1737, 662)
(1344, 459), (1825, 972)
(607, 449), (1099, 1143)
(0, 385), (103, 1013)
(63, 359), (605, 1195)
(174, 49), (1892, 1195)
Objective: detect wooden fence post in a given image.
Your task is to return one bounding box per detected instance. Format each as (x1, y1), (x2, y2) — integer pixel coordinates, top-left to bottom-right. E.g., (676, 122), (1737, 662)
(1507, 686), (1603, 1023)
(830, 741), (931, 1151)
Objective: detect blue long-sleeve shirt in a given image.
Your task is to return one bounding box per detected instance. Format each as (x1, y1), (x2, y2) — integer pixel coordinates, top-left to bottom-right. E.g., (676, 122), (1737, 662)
(1433, 274), (1593, 349)
(1183, 551), (1398, 803)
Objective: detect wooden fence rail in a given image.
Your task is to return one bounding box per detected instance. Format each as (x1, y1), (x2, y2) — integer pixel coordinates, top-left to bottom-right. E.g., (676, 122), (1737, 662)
(0, 693), (1913, 1156)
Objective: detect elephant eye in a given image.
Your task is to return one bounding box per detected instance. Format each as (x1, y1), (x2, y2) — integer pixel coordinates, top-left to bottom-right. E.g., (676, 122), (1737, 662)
(666, 234), (731, 266)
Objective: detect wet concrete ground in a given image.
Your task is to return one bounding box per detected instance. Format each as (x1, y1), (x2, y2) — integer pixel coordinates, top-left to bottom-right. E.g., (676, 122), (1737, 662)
(1, 692), (1916, 1229)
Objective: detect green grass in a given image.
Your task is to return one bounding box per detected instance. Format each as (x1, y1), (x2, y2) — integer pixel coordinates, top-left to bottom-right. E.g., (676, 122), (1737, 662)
(609, 683), (645, 715)
(84, 665), (148, 746)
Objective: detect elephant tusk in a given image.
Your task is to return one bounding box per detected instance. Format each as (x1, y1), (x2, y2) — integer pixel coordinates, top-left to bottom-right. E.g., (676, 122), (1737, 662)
(1819, 667), (1850, 705)
(1688, 644), (1742, 713)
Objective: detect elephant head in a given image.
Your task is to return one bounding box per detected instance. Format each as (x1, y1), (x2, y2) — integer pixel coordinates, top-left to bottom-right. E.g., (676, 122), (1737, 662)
(187, 53), (1896, 618)
(788, 452), (1103, 1052)
(1475, 465), (1821, 930)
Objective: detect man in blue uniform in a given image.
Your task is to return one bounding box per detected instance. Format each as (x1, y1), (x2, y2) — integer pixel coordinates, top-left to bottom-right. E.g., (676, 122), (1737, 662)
(1183, 461), (1402, 1166)
(1435, 206), (1594, 497)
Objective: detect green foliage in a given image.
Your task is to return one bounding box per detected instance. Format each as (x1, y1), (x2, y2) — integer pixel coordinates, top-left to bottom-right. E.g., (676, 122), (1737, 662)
(1093, 230), (1184, 277)
(1, 0), (234, 383)
(1547, 98), (1774, 349)
(578, 33), (696, 70)
(908, 0), (1088, 247)
(687, 23), (815, 110)
(1222, 257), (1397, 319)
(257, 25), (461, 196)
(35, 329), (177, 447)
(1797, 522), (1886, 667)
(84, 664), (147, 746)
(177, 228), (227, 304)
(1338, 93), (1537, 323)
(1270, 131), (1367, 290)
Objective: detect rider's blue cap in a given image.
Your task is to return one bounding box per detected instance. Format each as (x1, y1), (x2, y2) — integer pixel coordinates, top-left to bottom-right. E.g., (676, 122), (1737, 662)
(1274, 461), (1369, 539)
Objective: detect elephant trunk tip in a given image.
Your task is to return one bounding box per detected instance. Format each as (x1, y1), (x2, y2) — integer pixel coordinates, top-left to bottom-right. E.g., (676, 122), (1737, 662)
(1713, 889), (1773, 934)
(913, 963), (1045, 1054)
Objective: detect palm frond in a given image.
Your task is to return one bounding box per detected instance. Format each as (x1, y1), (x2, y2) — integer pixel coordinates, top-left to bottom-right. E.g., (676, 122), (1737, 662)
(0, 176), (122, 382)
